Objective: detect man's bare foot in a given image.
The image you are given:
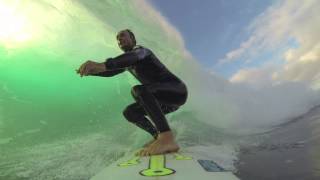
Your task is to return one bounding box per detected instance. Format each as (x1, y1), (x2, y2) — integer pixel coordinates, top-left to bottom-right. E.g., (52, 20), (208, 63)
(142, 138), (157, 148)
(139, 131), (179, 156)
(134, 137), (158, 156)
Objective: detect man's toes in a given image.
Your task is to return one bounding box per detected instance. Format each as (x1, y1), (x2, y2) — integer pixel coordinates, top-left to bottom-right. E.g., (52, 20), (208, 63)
(140, 148), (149, 156)
(135, 148), (143, 156)
(149, 146), (157, 155)
(138, 149), (144, 156)
(142, 150), (148, 156)
(142, 150), (150, 156)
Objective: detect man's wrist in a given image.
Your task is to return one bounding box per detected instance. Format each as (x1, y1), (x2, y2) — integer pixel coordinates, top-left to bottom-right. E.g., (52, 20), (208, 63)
(99, 62), (107, 71)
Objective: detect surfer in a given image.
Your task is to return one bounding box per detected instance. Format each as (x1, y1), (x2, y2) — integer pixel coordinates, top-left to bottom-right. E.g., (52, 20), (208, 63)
(76, 29), (188, 156)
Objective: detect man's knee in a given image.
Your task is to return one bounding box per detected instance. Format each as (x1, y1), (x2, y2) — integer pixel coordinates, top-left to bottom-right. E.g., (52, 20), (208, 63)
(123, 105), (142, 123)
(131, 85), (148, 98)
(122, 106), (133, 121)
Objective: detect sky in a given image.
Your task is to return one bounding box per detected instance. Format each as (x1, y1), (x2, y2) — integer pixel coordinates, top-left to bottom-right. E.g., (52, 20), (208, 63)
(148, 0), (320, 90)
(149, 0), (273, 77)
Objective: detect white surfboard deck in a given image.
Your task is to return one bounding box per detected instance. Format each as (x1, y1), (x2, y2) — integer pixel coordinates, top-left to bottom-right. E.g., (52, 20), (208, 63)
(91, 150), (240, 180)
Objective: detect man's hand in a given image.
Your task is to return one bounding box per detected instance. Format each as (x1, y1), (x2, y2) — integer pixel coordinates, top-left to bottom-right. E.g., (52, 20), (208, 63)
(76, 60), (107, 77)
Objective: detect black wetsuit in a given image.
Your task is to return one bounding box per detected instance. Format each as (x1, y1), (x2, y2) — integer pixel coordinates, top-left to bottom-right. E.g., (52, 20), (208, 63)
(92, 45), (188, 138)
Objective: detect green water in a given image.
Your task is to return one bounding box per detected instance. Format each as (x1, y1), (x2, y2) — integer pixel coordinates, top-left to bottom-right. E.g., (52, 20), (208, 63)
(0, 1), (236, 179)
(0, 0), (183, 145)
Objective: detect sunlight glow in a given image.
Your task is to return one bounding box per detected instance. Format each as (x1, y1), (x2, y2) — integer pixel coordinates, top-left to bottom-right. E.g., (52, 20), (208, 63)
(0, 2), (32, 46)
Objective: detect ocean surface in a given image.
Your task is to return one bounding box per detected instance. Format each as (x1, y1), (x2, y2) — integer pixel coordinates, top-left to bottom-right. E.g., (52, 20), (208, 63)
(236, 105), (320, 180)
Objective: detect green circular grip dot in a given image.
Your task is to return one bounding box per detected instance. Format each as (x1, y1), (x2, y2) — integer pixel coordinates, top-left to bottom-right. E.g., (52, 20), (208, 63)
(140, 168), (175, 176)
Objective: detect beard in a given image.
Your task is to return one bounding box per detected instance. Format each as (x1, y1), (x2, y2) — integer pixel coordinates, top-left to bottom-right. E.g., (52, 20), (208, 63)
(120, 44), (134, 52)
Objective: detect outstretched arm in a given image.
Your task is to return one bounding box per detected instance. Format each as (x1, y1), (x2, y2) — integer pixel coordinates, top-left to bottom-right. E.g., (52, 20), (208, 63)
(77, 47), (150, 77)
(77, 60), (124, 77)
(90, 68), (125, 77)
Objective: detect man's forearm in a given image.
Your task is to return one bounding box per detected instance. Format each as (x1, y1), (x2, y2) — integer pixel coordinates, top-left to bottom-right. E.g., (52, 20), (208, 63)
(97, 62), (107, 72)
(91, 68), (125, 77)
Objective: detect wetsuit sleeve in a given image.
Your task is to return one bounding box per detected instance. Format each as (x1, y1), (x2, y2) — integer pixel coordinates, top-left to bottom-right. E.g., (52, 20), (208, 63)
(90, 69), (125, 77)
(104, 47), (151, 70)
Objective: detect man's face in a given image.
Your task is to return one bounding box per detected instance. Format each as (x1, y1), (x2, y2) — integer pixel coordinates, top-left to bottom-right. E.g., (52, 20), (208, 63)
(117, 31), (135, 52)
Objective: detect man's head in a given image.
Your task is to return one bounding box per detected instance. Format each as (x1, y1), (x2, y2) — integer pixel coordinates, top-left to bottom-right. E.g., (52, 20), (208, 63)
(116, 29), (136, 52)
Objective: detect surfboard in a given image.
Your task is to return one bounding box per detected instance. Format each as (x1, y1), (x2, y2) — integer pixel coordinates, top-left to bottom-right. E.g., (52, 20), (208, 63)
(91, 150), (240, 180)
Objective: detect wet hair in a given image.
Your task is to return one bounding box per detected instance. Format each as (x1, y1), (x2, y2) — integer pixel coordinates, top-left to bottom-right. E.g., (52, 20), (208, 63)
(117, 29), (136, 45)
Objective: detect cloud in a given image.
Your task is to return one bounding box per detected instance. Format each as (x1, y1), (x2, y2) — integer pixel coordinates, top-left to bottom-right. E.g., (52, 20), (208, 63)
(219, 35), (258, 64)
(273, 43), (320, 87)
(221, 0), (320, 89)
(230, 65), (279, 88)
